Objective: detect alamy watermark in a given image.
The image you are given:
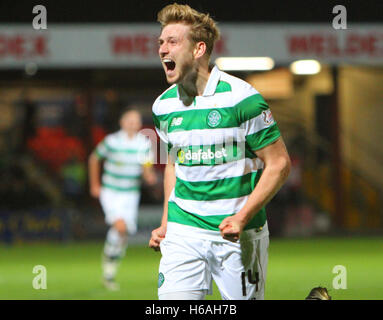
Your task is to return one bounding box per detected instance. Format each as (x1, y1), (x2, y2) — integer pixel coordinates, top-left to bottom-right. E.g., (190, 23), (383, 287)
(137, 123), (248, 167)
(32, 5), (47, 30)
(332, 5), (347, 30)
(32, 265), (47, 290)
(332, 265), (347, 289)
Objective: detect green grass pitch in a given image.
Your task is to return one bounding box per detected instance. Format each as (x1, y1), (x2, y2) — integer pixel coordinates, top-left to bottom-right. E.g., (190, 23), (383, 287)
(1, 237), (382, 300)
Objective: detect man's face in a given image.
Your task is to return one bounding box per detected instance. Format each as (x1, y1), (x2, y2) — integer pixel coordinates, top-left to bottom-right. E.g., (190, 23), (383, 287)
(158, 23), (196, 84)
(120, 110), (142, 134)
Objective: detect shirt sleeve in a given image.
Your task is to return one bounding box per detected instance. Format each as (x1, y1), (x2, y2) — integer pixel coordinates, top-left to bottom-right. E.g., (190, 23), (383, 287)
(152, 100), (173, 153)
(236, 92), (281, 151)
(94, 138), (108, 160)
(152, 112), (168, 144)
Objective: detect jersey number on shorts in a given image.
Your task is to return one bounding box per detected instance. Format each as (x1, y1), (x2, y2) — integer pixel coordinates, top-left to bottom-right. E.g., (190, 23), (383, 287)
(241, 270), (259, 296)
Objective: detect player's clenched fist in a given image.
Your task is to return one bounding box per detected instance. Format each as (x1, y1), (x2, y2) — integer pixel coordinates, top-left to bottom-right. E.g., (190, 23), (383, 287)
(218, 215), (245, 242)
(149, 225), (166, 251)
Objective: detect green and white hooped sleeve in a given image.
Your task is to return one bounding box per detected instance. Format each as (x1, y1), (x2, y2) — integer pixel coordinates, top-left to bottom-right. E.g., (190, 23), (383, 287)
(236, 93), (281, 152)
(94, 139), (109, 160)
(152, 112), (173, 154)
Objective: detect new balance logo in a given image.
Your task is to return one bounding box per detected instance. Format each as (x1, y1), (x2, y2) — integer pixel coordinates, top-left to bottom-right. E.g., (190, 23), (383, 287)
(170, 117), (183, 127)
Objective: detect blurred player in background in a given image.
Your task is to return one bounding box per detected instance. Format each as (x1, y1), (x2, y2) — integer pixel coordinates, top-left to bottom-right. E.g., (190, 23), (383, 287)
(149, 4), (291, 300)
(89, 107), (157, 290)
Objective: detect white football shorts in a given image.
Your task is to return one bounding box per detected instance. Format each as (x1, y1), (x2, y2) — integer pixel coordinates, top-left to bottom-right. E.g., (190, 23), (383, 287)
(158, 230), (269, 300)
(99, 187), (140, 234)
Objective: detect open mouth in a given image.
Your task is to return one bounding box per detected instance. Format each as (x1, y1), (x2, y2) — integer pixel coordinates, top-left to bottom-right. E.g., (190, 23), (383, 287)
(163, 58), (176, 72)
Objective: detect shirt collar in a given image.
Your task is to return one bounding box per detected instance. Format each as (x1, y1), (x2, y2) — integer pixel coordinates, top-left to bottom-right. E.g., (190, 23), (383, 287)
(202, 65), (221, 97)
(176, 65), (222, 99)
(119, 130), (136, 141)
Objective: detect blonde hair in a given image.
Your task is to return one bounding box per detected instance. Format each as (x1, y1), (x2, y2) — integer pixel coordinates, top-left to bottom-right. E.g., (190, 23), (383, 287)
(157, 3), (220, 57)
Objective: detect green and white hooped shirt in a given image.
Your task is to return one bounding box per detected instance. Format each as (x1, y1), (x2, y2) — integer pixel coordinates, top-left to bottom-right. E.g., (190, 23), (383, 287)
(152, 66), (281, 241)
(95, 130), (154, 193)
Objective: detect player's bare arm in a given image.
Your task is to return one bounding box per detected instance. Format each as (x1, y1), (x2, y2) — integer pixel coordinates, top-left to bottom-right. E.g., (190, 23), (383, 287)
(219, 137), (291, 242)
(88, 152), (102, 198)
(142, 163), (157, 186)
(149, 158), (176, 251)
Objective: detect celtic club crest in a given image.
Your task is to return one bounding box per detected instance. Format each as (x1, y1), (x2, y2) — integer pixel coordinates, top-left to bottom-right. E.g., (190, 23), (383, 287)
(207, 110), (222, 128)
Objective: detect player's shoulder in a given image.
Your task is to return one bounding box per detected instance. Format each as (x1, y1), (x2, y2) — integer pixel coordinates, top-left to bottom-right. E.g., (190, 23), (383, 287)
(152, 84), (178, 115)
(218, 70), (260, 104)
(103, 130), (122, 145)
